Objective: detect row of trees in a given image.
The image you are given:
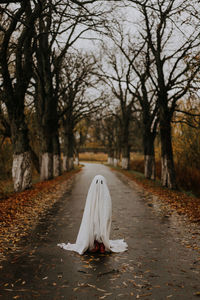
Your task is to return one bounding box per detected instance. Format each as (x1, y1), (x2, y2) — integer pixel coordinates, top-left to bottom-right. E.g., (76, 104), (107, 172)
(94, 0), (200, 189)
(0, 0), (111, 191)
(0, 0), (199, 193)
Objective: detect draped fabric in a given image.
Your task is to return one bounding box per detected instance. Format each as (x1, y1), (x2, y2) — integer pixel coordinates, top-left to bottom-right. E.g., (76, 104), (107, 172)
(58, 175), (128, 255)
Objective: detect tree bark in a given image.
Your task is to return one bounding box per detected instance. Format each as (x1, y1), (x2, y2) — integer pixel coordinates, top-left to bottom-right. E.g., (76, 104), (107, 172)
(29, 147), (40, 174)
(38, 119), (54, 180)
(62, 126), (74, 171)
(12, 151), (32, 192)
(34, 8), (59, 181)
(121, 144), (130, 170)
(9, 119), (33, 192)
(107, 156), (114, 165)
(40, 152), (53, 181)
(121, 120), (130, 170)
(74, 148), (79, 166)
(74, 154), (79, 166)
(0, 1), (42, 191)
(160, 111), (176, 189)
(8, 101), (33, 191)
(107, 147), (114, 165)
(53, 131), (61, 177)
(113, 149), (120, 167)
(143, 132), (156, 180)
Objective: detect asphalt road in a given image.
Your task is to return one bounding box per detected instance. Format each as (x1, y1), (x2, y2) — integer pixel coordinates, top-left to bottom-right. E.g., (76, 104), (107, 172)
(0, 163), (200, 299)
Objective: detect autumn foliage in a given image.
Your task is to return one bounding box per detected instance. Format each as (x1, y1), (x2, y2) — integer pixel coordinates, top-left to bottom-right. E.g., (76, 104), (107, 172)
(0, 168), (81, 259)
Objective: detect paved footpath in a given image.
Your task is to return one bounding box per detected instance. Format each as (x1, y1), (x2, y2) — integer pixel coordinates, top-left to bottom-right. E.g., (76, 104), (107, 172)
(0, 163), (200, 300)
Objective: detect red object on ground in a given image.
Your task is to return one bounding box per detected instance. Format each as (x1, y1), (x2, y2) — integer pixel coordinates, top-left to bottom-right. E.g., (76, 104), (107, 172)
(90, 241), (100, 253)
(99, 243), (105, 254)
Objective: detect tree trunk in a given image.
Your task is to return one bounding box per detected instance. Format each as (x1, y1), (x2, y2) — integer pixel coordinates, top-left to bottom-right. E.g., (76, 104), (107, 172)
(113, 149), (120, 167)
(68, 157), (74, 170)
(62, 155), (67, 172)
(62, 128), (74, 171)
(10, 117), (32, 191)
(63, 156), (74, 171)
(144, 155), (155, 180)
(143, 132), (156, 180)
(53, 132), (61, 177)
(30, 147), (40, 174)
(74, 149), (79, 166)
(107, 157), (114, 165)
(121, 144), (130, 170)
(160, 116), (176, 189)
(12, 151), (32, 192)
(107, 148), (114, 165)
(40, 152), (53, 181)
(39, 124), (54, 180)
(121, 117), (130, 170)
(53, 154), (61, 177)
(74, 156), (79, 166)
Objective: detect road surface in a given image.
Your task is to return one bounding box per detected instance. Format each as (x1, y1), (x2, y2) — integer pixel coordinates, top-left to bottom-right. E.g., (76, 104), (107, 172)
(0, 163), (200, 299)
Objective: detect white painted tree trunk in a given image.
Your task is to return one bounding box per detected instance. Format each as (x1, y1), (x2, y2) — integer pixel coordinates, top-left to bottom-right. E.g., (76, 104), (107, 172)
(121, 157), (129, 170)
(68, 157), (74, 170)
(53, 154), (61, 177)
(113, 158), (119, 167)
(62, 156), (74, 171)
(161, 155), (175, 189)
(144, 155), (155, 180)
(63, 155), (67, 172)
(12, 151), (32, 192)
(74, 157), (79, 166)
(107, 157), (114, 165)
(40, 152), (53, 181)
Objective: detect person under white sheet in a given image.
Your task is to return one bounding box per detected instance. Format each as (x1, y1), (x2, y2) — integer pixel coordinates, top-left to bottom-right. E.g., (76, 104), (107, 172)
(58, 174), (128, 255)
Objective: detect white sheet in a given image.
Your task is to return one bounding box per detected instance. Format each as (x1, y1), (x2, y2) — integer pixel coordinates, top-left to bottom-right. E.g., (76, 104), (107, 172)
(58, 175), (128, 255)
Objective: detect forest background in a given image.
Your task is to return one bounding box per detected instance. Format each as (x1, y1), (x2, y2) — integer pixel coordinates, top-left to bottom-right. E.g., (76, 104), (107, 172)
(0, 0), (200, 200)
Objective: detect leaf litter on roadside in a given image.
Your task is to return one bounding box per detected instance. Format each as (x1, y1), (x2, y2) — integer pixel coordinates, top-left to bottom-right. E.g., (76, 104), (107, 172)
(0, 169), (81, 260)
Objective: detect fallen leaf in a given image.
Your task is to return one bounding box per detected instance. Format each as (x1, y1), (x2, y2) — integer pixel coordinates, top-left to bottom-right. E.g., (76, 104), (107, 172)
(96, 287), (107, 292)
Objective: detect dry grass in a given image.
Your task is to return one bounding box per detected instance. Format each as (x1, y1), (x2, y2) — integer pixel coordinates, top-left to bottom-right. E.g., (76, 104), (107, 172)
(79, 152), (107, 162)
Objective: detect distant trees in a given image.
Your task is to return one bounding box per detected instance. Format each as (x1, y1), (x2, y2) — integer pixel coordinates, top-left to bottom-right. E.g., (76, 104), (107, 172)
(98, 46), (136, 169)
(59, 52), (100, 171)
(93, 109), (119, 166)
(109, 24), (159, 179)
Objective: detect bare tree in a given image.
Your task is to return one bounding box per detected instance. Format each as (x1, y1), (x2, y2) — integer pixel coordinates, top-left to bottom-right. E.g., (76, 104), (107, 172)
(125, 41), (159, 180)
(107, 21), (159, 179)
(59, 51), (101, 171)
(0, 1), (42, 191)
(98, 45), (137, 169)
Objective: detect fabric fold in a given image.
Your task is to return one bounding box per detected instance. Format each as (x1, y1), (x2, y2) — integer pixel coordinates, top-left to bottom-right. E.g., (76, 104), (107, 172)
(58, 175), (128, 255)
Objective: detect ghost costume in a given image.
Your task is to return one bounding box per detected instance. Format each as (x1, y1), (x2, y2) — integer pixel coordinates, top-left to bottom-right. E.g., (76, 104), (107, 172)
(58, 175), (128, 255)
